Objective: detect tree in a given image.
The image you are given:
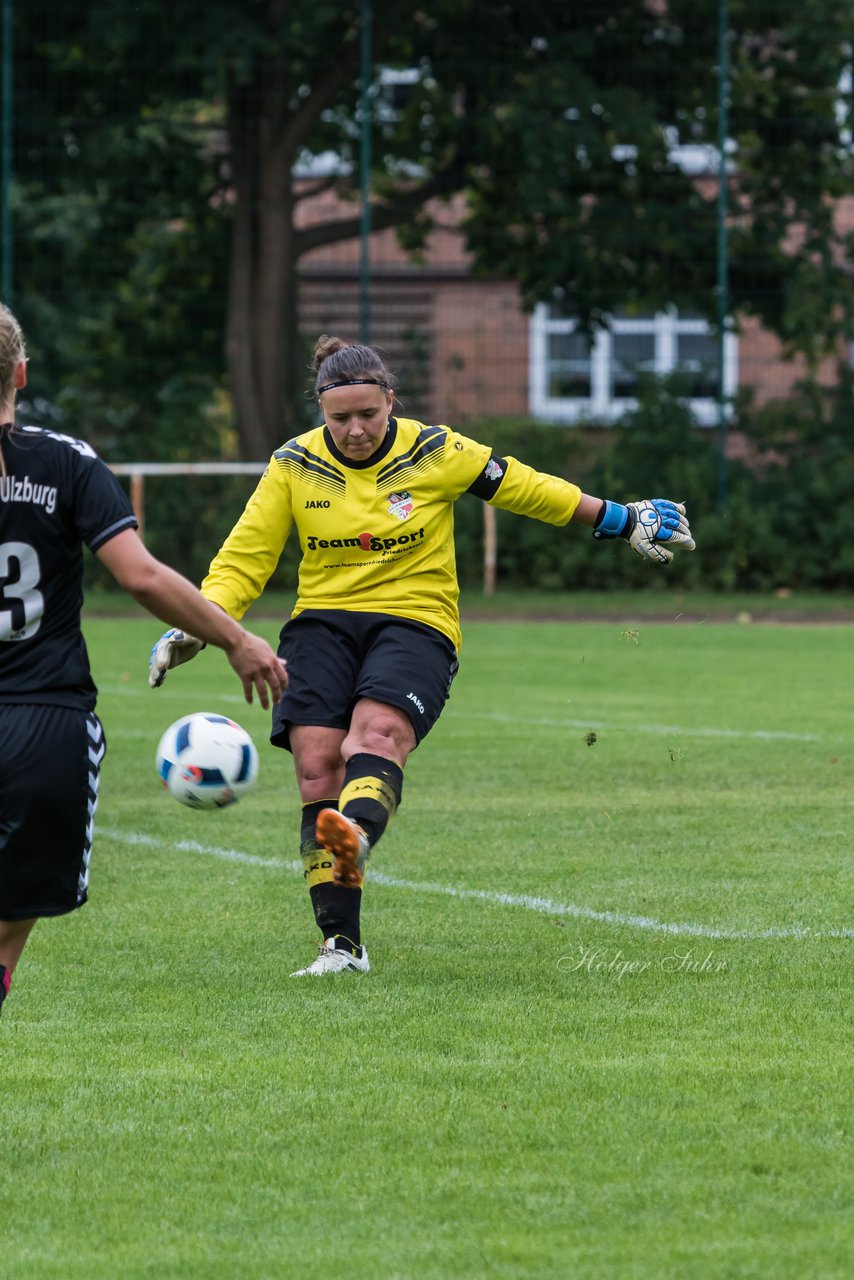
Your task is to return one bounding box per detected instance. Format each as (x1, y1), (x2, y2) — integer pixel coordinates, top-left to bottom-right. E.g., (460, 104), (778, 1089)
(15, 0), (479, 454)
(12, 0), (854, 458)
(461, 0), (854, 356)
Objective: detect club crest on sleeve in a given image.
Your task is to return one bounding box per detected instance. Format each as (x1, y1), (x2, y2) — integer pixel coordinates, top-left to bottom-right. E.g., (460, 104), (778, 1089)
(387, 490), (414, 521)
(485, 459), (504, 481)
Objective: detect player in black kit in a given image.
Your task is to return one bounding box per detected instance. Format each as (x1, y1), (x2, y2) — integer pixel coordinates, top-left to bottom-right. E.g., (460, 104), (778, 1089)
(0, 303), (287, 1020)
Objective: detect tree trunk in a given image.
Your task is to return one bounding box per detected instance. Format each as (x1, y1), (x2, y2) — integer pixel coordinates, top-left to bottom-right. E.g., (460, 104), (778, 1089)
(225, 72), (271, 460)
(223, 14), (460, 458)
(252, 57), (300, 452)
(225, 69), (323, 456)
(280, 267), (308, 442)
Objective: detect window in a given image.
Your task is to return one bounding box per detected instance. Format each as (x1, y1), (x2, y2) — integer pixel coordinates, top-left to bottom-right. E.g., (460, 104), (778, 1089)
(529, 306), (738, 425)
(546, 330), (592, 398)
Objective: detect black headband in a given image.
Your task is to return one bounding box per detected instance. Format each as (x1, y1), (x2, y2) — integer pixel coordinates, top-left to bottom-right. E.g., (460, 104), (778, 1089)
(317, 378), (392, 395)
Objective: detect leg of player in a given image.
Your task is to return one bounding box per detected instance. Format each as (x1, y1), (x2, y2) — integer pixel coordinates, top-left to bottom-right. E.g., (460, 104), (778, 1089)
(289, 704), (409, 975)
(333, 697), (408, 854)
(289, 725), (361, 973)
(0, 918), (38, 1017)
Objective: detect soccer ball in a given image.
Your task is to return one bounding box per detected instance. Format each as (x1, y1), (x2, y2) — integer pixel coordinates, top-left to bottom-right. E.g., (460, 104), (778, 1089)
(155, 712), (259, 810)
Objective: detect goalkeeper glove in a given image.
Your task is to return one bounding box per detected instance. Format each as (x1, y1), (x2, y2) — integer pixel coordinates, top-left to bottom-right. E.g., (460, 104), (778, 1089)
(593, 498), (696, 565)
(148, 629), (206, 688)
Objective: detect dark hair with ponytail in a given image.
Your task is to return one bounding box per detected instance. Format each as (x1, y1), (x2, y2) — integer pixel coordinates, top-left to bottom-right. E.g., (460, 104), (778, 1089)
(312, 335), (396, 398)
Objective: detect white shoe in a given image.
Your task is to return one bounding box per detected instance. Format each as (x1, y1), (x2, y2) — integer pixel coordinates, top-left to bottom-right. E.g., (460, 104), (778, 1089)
(290, 938), (371, 977)
(316, 809), (370, 888)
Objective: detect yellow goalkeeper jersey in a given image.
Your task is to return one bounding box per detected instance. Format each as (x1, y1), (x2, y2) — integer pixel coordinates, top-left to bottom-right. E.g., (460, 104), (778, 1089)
(201, 416), (582, 652)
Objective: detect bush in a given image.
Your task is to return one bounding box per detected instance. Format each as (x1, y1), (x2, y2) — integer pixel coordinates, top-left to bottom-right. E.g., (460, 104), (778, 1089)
(454, 370), (854, 593)
(738, 372), (854, 590)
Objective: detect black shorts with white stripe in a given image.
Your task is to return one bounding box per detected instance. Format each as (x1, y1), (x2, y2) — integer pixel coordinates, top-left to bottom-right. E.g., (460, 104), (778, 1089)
(272, 610), (459, 751)
(0, 705), (106, 920)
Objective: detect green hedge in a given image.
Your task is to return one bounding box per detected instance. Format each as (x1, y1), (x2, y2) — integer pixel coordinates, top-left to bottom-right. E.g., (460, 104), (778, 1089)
(454, 372), (854, 593)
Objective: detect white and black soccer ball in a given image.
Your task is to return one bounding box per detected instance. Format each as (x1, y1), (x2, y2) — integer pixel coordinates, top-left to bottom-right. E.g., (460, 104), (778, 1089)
(155, 713), (259, 810)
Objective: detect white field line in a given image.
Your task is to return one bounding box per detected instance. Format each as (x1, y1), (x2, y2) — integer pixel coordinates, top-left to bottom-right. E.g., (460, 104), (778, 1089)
(444, 709), (821, 742)
(99, 686), (826, 743)
(99, 827), (854, 942)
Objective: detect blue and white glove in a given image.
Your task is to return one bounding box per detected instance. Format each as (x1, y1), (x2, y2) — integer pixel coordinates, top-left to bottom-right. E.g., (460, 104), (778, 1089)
(148, 629), (206, 689)
(593, 498), (696, 565)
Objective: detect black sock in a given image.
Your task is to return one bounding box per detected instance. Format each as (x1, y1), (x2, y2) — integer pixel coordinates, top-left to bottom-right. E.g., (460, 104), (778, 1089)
(311, 885), (362, 952)
(299, 800), (362, 951)
(338, 752), (404, 848)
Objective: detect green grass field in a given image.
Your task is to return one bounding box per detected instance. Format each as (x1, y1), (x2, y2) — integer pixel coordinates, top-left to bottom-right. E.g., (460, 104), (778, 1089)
(3, 613), (852, 1279)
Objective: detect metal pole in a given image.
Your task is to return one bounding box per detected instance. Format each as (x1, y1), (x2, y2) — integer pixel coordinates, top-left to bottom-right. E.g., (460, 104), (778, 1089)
(358, 0), (373, 344)
(130, 474), (145, 543)
(715, 0), (730, 509)
(1, 0), (12, 303)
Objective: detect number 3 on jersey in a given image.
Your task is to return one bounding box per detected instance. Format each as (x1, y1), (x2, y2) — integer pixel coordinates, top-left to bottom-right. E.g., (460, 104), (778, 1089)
(0, 541), (45, 640)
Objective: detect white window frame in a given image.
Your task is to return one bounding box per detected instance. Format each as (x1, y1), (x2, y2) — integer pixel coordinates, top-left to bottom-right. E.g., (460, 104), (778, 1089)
(529, 305), (738, 426)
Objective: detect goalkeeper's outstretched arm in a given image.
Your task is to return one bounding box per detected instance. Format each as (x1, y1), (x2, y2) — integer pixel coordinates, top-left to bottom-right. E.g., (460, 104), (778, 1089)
(468, 447), (694, 565)
(95, 528), (287, 708)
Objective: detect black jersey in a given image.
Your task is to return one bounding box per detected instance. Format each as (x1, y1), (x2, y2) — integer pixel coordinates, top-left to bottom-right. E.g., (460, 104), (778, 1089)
(0, 425), (137, 709)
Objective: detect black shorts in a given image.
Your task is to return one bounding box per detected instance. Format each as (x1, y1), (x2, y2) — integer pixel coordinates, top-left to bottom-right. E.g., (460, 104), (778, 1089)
(271, 610), (459, 752)
(0, 705), (105, 920)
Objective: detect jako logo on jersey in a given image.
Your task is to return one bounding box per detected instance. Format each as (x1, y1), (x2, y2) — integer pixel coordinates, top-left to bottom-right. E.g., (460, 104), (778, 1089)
(0, 476), (58, 514)
(387, 490), (413, 521)
(305, 499), (330, 508)
(305, 528), (426, 553)
(406, 692), (425, 714)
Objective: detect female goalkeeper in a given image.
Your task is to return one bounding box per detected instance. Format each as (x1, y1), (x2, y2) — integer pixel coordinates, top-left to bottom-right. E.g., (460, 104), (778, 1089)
(150, 335), (695, 976)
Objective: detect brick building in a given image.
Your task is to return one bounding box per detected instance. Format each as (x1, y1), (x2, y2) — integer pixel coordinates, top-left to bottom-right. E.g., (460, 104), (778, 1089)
(297, 184), (853, 429)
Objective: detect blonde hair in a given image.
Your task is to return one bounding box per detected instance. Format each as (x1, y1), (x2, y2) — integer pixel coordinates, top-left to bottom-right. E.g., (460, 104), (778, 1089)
(311, 334), (395, 398)
(0, 303), (26, 414)
(0, 303), (27, 479)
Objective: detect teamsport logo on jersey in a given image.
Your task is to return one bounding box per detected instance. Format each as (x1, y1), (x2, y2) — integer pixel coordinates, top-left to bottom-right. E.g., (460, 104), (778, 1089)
(305, 528), (426, 553)
(387, 490), (413, 521)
